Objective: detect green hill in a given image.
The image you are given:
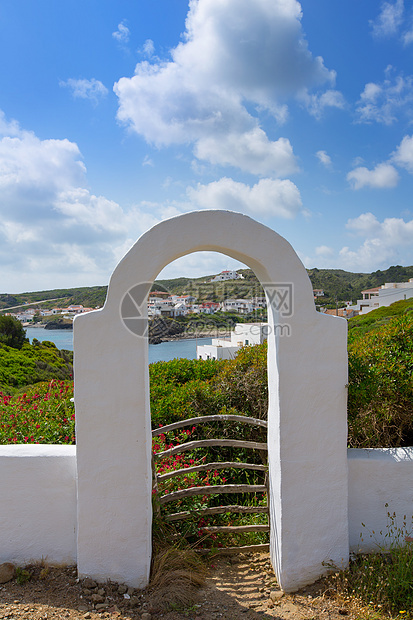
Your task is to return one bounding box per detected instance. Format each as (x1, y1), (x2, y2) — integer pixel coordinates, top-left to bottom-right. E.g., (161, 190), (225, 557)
(348, 296), (413, 340)
(1, 264), (413, 311)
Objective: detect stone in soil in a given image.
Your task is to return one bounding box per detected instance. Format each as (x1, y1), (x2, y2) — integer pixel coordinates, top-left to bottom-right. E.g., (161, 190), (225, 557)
(0, 563), (16, 584)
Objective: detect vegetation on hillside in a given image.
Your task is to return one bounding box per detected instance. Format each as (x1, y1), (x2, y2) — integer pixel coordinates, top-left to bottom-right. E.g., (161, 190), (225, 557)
(0, 340), (73, 394)
(0, 315), (73, 394)
(0, 315), (28, 349)
(0, 285), (107, 312)
(2, 263), (413, 312)
(348, 313), (413, 448)
(348, 297), (413, 339)
(309, 264), (413, 304)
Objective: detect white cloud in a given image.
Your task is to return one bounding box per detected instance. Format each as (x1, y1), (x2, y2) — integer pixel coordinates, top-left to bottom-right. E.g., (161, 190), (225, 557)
(114, 0), (336, 176)
(194, 130), (298, 177)
(403, 25), (413, 45)
(187, 177), (303, 218)
(356, 67), (413, 125)
(298, 89), (345, 119)
(369, 0), (413, 46)
(370, 0), (404, 37)
(391, 134), (413, 173)
(339, 212), (413, 270)
(172, 0), (335, 101)
(316, 150), (332, 168)
(142, 155), (154, 167)
(60, 78), (108, 105)
(112, 21), (130, 45)
(315, 245), (334, 257)
(53, 189), (128, 244)
(0, 110), (159, 290)
(345, 212), (382, 236)
(0, 124), (86, 219)
(347, 162), (399, 189)
(0, 113), (278, 290)
(0, 110), (21, 137)
(142, 39), (155, 57)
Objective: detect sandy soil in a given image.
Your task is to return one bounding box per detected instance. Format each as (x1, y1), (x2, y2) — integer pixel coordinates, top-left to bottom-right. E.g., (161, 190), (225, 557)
(0, 552), (364, 620)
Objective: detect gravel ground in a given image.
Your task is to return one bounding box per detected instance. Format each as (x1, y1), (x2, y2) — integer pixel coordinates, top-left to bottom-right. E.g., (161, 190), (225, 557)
(0, 553), (364, 620)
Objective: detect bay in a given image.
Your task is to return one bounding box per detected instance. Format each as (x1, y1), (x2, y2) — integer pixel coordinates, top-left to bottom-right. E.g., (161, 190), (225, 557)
(24, 326), (212, 364)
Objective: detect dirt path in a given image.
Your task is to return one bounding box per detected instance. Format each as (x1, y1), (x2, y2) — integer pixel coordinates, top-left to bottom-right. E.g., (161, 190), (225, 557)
(0, 553), (359, 620)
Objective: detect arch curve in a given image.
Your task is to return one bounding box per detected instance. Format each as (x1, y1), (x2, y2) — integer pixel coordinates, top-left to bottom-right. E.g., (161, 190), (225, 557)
(74, 210), (348, 591)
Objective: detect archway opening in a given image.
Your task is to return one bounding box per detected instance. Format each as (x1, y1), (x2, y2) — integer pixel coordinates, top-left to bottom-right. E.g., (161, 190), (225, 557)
(148, 252), (272, 554)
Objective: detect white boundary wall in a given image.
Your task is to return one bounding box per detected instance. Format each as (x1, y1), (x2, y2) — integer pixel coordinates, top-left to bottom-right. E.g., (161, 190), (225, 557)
(0, 445), (77, 565)
(348, 448), (413, 551)
(1, 447), (413, 570)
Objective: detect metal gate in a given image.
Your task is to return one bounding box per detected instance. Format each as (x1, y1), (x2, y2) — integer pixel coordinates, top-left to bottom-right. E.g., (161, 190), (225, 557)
(152, 414), (269, 553)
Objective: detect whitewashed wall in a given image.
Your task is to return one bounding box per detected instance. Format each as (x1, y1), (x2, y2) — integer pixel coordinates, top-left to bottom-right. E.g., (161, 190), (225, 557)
(348, 448), (413, 552)
(0, 444), (77, 565)
(1, 446), (413, 571)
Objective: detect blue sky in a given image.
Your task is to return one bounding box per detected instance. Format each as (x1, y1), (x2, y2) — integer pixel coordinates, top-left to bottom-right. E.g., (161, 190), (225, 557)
(1, 0), (413, 293)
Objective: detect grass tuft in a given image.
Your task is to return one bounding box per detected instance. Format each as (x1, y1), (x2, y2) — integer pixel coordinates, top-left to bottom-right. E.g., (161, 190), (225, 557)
(149, 545), (206, 611)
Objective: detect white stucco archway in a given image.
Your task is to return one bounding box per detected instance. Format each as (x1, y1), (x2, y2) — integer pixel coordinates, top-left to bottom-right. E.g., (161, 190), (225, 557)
(74, 210), (348, 591)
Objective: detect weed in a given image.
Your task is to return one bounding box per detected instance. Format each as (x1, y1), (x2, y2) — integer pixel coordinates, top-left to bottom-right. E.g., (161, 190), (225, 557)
(329, 511), (413, 616)
(16, 567), (32, 585)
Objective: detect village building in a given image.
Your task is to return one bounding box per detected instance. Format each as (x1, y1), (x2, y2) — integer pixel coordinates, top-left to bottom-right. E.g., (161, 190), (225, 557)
(209, 270), (243, 282)
(350, 278), (413, 314)
(197, 322), (268, 360)
(220, 298), (254, 314)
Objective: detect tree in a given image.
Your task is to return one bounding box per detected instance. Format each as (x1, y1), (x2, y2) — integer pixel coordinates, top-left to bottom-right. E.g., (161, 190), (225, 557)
(0, 315), (28, 349)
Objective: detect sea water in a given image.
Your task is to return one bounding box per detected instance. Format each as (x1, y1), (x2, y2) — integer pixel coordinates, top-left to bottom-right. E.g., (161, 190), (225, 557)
(24, 326), (211, 364)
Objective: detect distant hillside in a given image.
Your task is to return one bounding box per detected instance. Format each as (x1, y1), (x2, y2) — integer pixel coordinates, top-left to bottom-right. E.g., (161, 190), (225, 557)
(1, 264), (413, 311)
(308, 265), (413, 305)
(348, 296), (413, 340)
(0, 286), (108, 312)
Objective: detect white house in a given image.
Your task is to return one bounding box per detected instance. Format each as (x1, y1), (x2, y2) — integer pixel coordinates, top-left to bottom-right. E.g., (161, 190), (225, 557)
(173, 302), (188, 317)
(220, 298), (254, 314)
(13, 311), (34, 323)
(350, 278), (413, 314)
(197, 322), (268, 360)
(171, 294), (196, 306)
(210, 270), (243, 282)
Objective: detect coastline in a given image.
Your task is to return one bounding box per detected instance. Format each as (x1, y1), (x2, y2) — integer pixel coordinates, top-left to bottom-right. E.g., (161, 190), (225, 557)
(160, 328), (231, 342)
(25, 324), (227, 345)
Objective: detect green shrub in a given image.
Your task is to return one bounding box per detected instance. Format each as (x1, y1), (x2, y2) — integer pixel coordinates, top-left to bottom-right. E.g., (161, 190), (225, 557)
(0, 315), (27, 349)
(212, 341), (268, 420)
(149, 345), (268, 429)
(0, 340), (73, 394)
(347, 313), (413, 447)
(149, 358), (225, 427)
